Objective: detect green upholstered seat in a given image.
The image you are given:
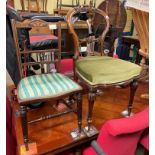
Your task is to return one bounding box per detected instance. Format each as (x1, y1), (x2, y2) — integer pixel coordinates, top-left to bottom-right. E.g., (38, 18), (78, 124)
(76, 56), (141, 85)
(18, 73), (81, 102)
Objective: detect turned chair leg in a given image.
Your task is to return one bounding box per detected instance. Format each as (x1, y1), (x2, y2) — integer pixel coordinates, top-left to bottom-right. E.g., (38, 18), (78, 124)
(77, 92), (82, 133)
(128, 80), (138, 116)
(20, 105), (29, 145)
(87, 88), (96, 131)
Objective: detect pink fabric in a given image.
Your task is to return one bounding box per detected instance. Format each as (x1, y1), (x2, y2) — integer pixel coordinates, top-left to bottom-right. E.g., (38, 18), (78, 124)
(83, 130), (142, 155)
(6, 128), (16, 155)
(6, 96), (12, 132)
(113, 54), (119, 58)
(104, 107), (149, 136)
(140, 128), (149, 150)
(60, 57), (84, 75)
(83, 108), (149, 155)
(6, 96), (17, 155)
(30, 35), (57, 43)
(60, 59), (73, 75)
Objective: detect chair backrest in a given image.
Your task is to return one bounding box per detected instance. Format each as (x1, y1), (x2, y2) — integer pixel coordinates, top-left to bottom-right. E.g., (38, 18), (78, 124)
(20, 0), (48, 13)
(132, 9), (149, 66)
(11, 19), (62, 79)
(66, 5), (110, 57)
(57, 0), (80, 9)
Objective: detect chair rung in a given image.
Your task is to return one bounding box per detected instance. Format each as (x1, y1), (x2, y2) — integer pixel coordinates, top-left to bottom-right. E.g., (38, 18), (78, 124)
(20, 49), (59, 54)
(22, 60), (58, 66)
(28, 109), (76, 124)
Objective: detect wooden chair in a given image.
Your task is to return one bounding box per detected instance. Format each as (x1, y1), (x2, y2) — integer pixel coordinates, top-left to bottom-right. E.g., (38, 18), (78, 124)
(57, 0), (80, 9)
(54, 0), (80, 15)
(132, 9), (149, 99)
(94, 0), (127, 55)
(20, 0), (48, 13)
(11, 19), (83, 148)
(66, 5), (145, 136)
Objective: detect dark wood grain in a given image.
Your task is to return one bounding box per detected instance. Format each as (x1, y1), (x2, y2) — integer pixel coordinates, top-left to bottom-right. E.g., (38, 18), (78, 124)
(12, 81), (148, 155)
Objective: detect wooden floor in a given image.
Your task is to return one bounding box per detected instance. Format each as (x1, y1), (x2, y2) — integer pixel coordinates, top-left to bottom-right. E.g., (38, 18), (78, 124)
(12, 81), (149, 155)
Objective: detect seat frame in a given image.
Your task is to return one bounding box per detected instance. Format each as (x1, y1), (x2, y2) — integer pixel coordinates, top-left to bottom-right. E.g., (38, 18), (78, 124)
(66, 5), (144, 136)
(11, 18), (83, 147)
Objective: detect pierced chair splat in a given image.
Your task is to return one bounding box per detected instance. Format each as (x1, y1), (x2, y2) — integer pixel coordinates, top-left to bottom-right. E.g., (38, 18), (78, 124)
(66, 5), (143, 136)
(11, 19), (83, 147)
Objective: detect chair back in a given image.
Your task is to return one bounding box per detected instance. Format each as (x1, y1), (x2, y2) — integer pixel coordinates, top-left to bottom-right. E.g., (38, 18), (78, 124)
(57, 0), (80, 9)
(11, 19), (62, 79)
(20, 0), (48, 13)
(66, 5), (110, 57)
(132, 9), (149, 66)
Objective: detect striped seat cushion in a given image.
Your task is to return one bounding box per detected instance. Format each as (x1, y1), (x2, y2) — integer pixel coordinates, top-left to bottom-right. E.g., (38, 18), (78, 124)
(17, 73), (82, 102)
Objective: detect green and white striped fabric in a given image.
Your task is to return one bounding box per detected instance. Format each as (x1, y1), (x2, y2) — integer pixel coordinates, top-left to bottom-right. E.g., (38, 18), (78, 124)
(18, 73), (81, 101)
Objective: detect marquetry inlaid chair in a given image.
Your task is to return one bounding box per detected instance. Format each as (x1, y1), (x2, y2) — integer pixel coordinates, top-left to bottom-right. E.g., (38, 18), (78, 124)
(66, 5), (145, 136)
(11, 19), (83, 147)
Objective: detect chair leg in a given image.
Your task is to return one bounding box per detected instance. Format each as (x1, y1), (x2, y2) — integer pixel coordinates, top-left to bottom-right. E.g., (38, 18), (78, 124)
(87, 88), (96, 131)
(69, 94), (75, 104)
(20, 105), (29, 145)
(77, 92), (82, 133)
(128, 80), (138, 116)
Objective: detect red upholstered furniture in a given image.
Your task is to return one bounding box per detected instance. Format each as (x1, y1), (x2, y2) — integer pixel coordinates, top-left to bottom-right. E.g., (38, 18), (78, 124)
(6, 96), (17, 155)
(140, 128), (149, 150)
(83, 107), (149, 155)
(30, 35), (58, 43)
(29, 35), (59, 49)
(60, 58), (73, 76)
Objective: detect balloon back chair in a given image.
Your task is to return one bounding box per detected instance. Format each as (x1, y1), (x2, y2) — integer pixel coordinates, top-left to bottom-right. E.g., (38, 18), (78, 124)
(11, 18), (83, 148)
(66, 5), (143, 136)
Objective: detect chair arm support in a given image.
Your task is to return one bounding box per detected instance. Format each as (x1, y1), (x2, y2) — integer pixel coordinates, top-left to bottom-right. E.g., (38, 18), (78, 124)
(91, 140), (106, 155)
(103, 108), (149, 136)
